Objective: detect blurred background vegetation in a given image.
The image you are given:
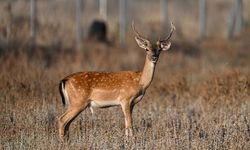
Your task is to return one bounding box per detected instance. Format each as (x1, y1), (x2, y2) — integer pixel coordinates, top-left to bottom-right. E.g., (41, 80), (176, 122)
(0, 0), (249, 149)
(0, 0), (249, 52)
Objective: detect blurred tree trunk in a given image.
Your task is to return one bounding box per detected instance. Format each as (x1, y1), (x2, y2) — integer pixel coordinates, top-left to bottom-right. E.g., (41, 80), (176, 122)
(235, 0), (243, 34)
(75, 0), (83, 49)
(227, 0), (243, 38)
(119, 0), (127, 46)
(30, 0), (37, 55)
(227, 3), (236, 38)
(160, 0), (168, 35)
(6, 1), (13, 51)
(199, 0), (206, 39)
(99, 0), (107, 20)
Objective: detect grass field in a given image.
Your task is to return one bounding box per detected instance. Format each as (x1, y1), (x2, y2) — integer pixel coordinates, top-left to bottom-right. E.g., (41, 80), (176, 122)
(0, 34), (250, 149)
(0, 1), (250, 149)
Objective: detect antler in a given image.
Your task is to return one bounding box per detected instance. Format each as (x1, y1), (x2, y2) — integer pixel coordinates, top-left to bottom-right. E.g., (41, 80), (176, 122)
(132, 21), (148, 40)
(160, 22), (176, 42)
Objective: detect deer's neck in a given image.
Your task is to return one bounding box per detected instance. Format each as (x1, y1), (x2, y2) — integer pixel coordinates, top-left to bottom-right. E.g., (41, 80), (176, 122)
(139, 55), (156, 90)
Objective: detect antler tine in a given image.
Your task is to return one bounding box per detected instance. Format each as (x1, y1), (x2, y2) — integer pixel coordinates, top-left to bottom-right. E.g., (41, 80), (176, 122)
(132, 21), (146, 39)
(161, 21), (176, 42)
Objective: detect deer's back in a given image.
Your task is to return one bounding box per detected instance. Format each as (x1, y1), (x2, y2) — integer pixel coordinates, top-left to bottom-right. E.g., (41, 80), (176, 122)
(63, 71), (142, 90)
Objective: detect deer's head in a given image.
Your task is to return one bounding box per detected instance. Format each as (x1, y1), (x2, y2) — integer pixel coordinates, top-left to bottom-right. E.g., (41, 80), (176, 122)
(133, 22), (175, 63)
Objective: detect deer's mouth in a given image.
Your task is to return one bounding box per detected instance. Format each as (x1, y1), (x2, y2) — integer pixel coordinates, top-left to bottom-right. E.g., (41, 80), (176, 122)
(151, 56), (158, 63)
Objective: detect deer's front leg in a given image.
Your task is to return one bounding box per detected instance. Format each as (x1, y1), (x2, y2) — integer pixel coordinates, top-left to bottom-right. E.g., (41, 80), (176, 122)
(121, 101), (133, 136)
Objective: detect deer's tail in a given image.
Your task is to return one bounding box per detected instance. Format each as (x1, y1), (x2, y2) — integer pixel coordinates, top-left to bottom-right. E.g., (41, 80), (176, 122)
(59, 79), (69, 107)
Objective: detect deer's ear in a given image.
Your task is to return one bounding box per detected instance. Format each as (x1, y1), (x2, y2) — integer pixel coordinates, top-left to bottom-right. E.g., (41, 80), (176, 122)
(160, 40), (171, 51)
(135, 36), (150, 50)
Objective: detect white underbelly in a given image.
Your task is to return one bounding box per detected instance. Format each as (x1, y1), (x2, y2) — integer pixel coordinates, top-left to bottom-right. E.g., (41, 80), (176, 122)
(90, 100), (120, 108)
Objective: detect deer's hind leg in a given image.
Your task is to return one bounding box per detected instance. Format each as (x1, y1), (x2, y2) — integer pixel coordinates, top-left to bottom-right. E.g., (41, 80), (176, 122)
(58, 98), (90, 142)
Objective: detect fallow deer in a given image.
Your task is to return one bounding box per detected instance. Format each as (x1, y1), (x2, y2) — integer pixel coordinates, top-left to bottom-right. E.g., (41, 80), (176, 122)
(58, 22), (175, 142)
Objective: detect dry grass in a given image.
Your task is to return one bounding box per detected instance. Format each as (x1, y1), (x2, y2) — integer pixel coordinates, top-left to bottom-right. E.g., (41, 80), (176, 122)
(0, 35), (249, 149)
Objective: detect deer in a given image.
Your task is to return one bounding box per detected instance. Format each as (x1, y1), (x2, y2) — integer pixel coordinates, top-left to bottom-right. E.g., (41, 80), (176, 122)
(58, 22), (175, 142)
